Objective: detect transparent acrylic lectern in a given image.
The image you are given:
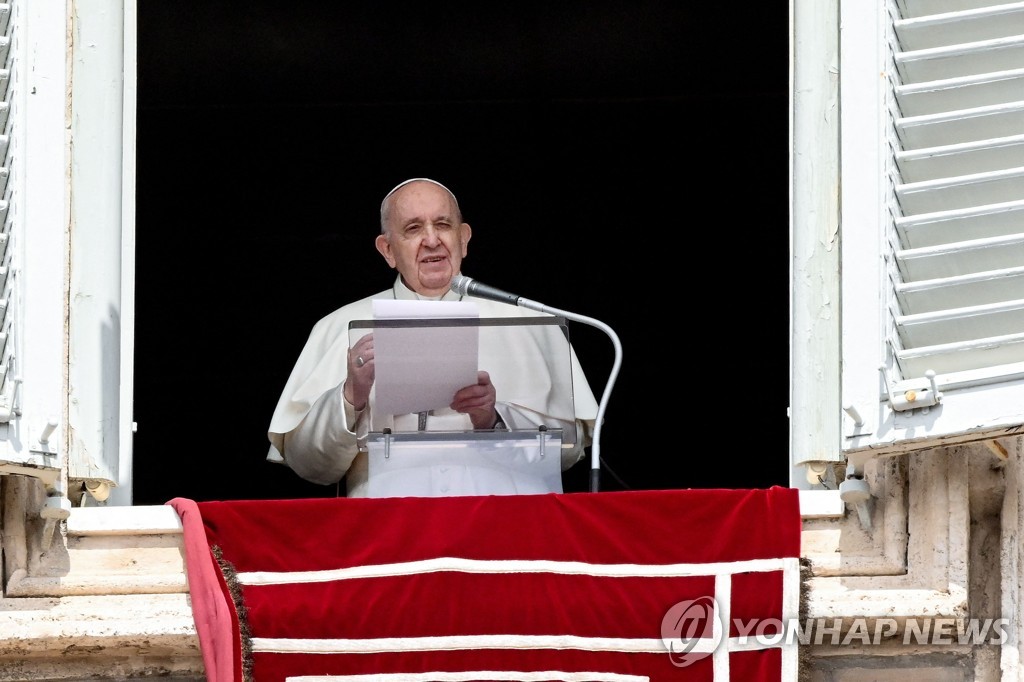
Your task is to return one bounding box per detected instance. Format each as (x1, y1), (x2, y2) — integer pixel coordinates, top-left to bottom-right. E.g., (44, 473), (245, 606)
(349, 315), (581, 498)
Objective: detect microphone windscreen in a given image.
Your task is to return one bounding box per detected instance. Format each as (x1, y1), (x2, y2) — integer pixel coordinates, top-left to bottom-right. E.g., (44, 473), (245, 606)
(450, 274), (472, 295)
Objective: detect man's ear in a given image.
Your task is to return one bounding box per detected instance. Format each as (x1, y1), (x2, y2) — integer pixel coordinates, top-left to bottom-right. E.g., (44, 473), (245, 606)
(461, 223), (472, 257)
(375, 234), (396, 268)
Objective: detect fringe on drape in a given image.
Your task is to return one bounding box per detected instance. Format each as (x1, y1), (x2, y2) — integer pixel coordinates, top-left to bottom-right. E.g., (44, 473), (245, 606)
(213, 545), (254, 682)
(798, 556), (813, 682)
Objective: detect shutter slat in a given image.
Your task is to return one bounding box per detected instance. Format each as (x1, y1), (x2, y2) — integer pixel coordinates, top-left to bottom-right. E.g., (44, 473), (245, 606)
(895, 100), (1024, 148)
(896, 198), (1024, 247)
(895, 3), (1024, 50)
(896, 35), (1024, 82)
(896, 231), (1024, 279)
(896, 298), (1024, 346)
(900, 0), (1017, 19)
(895, 68), (1024, 115)
(896, 331), (1024, 376)
(895, 265), (1024, 314)
(895, 133), (1024, 181)
(895, 165), (1024, 213)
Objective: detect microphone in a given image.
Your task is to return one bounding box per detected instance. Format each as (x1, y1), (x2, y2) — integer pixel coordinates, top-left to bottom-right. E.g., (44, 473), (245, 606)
(449, 272), (623, 494)
(450, 274), (521, 306)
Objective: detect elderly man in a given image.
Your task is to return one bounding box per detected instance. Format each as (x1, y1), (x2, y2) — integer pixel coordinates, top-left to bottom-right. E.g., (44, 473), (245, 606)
(267, 178), (598, 497)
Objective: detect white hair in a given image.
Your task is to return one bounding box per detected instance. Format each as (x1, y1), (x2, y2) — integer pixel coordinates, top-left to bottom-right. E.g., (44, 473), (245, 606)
(379, 178), (461, 234)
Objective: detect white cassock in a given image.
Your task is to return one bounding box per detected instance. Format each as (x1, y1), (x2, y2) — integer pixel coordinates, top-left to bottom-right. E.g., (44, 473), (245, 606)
(267, 276), (599, 497)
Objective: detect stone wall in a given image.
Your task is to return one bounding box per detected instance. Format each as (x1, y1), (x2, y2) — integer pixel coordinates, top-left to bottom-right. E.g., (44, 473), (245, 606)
(0, 438), (1019, 680)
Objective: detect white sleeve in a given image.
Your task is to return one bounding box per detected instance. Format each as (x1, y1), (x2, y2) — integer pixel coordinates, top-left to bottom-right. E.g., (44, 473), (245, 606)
(278, 384), (364, 486)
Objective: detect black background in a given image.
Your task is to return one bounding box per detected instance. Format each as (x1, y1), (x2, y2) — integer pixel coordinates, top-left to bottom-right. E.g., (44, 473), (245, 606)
(132, 2), (790, 504)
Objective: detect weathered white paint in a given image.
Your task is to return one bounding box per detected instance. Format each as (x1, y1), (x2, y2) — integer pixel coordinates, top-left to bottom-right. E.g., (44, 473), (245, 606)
(846, 374), (1024, 460)
(115, 0), (137, 507)
(789, 0), (844, 486)
(836, 0), (887, 453)
(67, 0), (134, 503)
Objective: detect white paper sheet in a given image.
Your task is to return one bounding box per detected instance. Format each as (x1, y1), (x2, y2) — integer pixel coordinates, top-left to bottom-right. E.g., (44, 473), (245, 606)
(371, 299), (480, 416)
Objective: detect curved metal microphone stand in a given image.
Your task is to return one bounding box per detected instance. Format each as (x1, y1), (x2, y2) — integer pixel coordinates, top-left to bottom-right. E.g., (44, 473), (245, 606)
(450, 274), (623, 492)
(514, 296), (623, 493)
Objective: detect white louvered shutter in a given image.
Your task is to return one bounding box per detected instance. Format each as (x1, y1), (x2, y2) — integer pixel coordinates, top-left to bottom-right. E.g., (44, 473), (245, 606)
(0, 1), (65, 488)
(841, 0), (1024, 458)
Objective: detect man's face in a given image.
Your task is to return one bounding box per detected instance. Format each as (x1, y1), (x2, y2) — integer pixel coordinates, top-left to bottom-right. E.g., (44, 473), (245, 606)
(376, 182), (471, 297)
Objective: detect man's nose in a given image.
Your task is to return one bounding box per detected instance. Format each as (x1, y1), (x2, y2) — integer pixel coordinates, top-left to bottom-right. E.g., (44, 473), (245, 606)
(422, 224), (441, 245)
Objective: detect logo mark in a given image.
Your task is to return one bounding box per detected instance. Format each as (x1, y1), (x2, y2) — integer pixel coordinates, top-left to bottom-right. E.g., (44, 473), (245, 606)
(661, 596), (722, 667)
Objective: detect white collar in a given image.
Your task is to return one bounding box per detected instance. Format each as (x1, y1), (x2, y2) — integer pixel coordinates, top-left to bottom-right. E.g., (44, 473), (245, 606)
(392, 276), (463, 302)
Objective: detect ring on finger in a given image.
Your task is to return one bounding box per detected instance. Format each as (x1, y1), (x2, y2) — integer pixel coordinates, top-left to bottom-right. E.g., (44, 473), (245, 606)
(356, 355), (365, 367)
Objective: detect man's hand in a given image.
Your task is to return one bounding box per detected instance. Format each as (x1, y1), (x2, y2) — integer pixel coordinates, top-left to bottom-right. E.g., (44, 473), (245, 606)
(344, 333), (374, 410)
(451, 370), (499, 430)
